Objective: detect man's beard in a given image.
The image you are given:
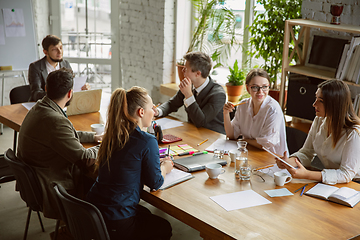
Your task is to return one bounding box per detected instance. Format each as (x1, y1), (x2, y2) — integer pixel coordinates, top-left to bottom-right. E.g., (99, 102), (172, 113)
(49, 56), (63, 63)
(65, 95), (73, 107)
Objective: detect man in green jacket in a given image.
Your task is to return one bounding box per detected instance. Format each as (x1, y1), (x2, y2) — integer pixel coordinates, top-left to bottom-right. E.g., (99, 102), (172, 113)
(17, 67), (101, 219)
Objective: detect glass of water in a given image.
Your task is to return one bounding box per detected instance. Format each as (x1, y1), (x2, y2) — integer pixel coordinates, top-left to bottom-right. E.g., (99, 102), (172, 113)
(214, 149), (224, 159)
(239, 160), (251, 180)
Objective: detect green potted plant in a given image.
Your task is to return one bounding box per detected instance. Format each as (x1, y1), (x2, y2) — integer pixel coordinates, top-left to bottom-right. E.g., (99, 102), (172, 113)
(248, 0), (302, 103)
(177, 0), (238, 81)
(226, 60), (246, 102)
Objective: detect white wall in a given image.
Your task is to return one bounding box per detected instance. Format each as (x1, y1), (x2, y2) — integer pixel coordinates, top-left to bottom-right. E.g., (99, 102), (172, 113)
(118, 0), (176, 105)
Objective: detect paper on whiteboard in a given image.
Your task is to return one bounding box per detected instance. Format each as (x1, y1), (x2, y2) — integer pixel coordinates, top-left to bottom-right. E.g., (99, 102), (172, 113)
(3, 9), (26, 37)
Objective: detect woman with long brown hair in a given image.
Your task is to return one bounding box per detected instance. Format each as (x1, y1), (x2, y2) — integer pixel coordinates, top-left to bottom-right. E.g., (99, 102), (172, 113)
(87, 86), (173, 240)
(278, 79), (360, 184)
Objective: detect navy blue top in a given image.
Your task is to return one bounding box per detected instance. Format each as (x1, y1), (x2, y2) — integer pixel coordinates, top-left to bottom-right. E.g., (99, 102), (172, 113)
(87, 126), (164, 220)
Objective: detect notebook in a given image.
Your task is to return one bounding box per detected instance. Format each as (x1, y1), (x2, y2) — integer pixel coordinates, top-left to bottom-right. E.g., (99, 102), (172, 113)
(160, 168), (194, 190)
(173, 153), (227, 173)
(67, 89), (102, 116)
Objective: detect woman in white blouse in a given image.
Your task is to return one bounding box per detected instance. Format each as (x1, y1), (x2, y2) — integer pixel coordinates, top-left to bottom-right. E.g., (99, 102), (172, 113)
(278, 79), (360, 184)
(223, 68), (288, 156)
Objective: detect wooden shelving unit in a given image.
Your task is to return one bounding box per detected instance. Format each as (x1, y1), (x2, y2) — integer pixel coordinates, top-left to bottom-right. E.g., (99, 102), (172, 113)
(279, 19), (360, 109)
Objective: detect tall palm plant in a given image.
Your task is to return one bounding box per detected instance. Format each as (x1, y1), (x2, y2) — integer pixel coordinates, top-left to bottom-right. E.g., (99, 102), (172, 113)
(182, 0), (238, 69)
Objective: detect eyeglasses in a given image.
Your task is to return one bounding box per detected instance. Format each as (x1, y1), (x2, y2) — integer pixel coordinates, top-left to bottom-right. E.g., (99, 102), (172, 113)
(249, 85), (270, 92)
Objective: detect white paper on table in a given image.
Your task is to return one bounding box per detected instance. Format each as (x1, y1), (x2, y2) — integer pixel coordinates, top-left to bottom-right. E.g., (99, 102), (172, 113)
(264, 188), (294, 197)
(205, 138), (238, 153)
(73, 76), (87, 92)
(210, 190), (271, 211)
(155, 118), (183, 130)
(22, 102), (36, 110)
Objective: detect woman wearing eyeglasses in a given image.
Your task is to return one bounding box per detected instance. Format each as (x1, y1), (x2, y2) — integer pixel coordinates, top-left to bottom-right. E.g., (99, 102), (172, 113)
(277, 80), (360, 184)
(223, 68), (288, 156)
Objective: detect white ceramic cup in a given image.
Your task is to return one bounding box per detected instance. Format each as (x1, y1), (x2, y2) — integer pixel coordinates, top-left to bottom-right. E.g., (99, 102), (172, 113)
(205, 163), (225, 179)
(91, 123), (105, 135)
(229, 150), (236, 163)
(274, 172), (292, 186)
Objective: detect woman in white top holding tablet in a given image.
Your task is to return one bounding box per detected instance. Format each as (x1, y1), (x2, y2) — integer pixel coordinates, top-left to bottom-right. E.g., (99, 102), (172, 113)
(278, 79), (360, 184)
(223, 68), (288, 156)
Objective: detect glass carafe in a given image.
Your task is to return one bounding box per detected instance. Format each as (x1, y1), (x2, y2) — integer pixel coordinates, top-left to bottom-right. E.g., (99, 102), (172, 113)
(235, 140), (250, 180)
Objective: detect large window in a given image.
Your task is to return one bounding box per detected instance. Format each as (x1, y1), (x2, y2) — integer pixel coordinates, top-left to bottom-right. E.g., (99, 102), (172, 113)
(59, 0), (113, 93)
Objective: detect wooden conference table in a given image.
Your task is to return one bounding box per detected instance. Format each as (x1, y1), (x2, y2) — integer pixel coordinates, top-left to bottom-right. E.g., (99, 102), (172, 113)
(1, 103), (360, 239)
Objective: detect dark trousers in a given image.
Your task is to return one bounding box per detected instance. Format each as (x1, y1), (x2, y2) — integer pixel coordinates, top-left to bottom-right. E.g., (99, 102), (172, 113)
(105, 205), (172, 240)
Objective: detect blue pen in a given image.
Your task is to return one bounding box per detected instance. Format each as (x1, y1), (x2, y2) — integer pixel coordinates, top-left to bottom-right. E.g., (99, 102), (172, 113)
(300, 186), (306, 196)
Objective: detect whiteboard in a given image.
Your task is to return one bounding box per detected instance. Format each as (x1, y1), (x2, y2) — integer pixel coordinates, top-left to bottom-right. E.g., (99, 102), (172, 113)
(0, 0), (38, 70)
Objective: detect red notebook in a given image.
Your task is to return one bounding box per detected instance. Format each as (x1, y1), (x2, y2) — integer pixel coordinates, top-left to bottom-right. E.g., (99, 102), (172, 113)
(161, 134), (182, 144)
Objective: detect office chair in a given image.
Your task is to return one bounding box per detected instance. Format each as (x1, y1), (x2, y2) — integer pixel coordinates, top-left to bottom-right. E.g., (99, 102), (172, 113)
(0, 154), (15, 186)
(9, 85), (31, 155)
(53, 183), (110, 240)
(3, 148), (45, 240)
(9, 85), (31, 104)
(285, 126), (308, 155)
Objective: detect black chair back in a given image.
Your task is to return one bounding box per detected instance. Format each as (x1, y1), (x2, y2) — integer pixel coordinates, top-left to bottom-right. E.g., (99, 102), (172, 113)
(4, 148), (43, 210)
(9, 85), (31, 104)
(0, 155), (15, 184)
(53, 183), (110, 240)
(286, 126), (308, 155)
(4, 148), (45, 240)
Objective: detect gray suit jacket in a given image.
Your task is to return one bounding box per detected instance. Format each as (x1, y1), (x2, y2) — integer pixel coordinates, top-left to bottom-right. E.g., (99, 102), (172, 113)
(159, 77), (226, 134)
(17, 96), (98, 219)
(28, 56), (72, 101)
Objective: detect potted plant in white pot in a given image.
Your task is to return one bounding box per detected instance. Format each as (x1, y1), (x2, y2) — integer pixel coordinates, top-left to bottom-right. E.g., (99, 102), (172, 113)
(226, 60), (246, 102)
(177, 0), (238, 81)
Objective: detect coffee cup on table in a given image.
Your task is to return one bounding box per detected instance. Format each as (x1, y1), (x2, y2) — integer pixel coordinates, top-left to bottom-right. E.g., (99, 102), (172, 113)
(205, 163), (225, 179)
(274, 172), (292, 186)
(91, 123), (105, 135)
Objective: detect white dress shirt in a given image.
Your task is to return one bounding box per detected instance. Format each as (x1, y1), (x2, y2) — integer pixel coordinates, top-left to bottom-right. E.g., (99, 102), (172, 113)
(231, 96), (288, 156)
(291, 116), (360, 184)
(157, 78), (210, 117)
(45, 60), (60, 74)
